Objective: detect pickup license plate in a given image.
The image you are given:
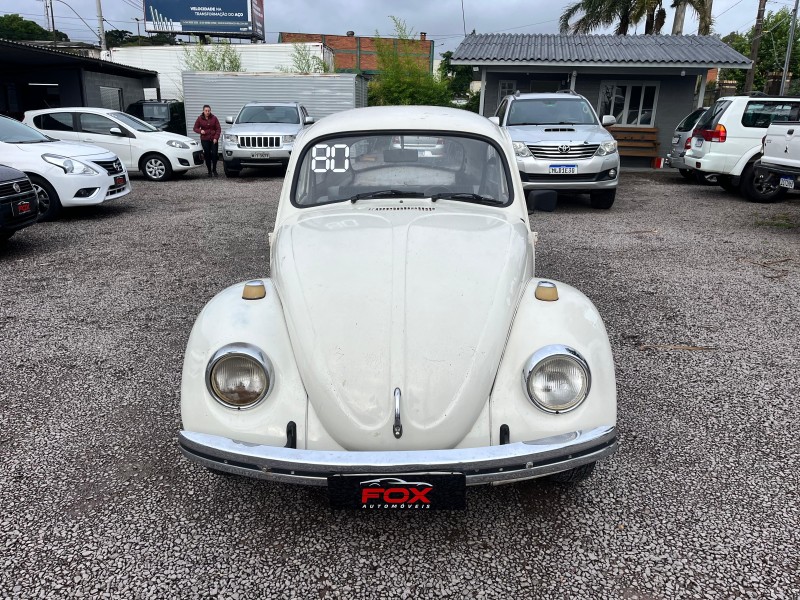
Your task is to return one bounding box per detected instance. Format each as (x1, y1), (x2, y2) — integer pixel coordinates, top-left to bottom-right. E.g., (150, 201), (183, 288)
(12, 200), (33, 216)
(328, 472), (466, 510)
(251, 152), (270, 158)
(779, 176), (795, 189)
(694, 138), (703, 148)
(549, 164), (577, 174)
(114, 175), (126, 186)
(672, 135), (680, 144)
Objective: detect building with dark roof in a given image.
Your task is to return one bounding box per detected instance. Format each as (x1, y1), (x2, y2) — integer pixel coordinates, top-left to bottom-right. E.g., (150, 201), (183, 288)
(0, 39), (159, 121)
(451, 34), (751, 164)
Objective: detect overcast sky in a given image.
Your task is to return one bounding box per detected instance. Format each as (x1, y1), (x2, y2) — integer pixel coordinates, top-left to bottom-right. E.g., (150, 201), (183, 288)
(1, 0), (777, 55)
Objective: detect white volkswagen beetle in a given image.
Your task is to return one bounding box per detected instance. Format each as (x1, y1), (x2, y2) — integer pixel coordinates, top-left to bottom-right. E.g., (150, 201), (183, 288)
(179, 106), (618, 510)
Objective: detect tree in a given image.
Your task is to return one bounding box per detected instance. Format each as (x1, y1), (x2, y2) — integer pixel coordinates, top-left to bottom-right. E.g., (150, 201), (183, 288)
(105, 30), (133, 49)
(0, 14), (68, 41)
(279, 43), (331, 74)
(672, 0), (712, 35)
(368, 16), (451, 107)
(559, 0), (710, 35)
(183, 41), (244, 71)
(721, 8), (800, 94)
(438, 51), (473, 98)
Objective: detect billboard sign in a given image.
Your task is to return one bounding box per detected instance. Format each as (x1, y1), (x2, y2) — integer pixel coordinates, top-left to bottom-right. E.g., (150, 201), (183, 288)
(144, 0), (265, 39)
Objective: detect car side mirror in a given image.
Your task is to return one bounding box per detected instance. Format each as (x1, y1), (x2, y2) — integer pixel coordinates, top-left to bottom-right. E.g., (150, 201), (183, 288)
(304, 116), (315, 125)
(109, 127), (125, 136)
(488, 116), (500, 126)
(225, 116), (234, 124)
(602, 115), (617, 127)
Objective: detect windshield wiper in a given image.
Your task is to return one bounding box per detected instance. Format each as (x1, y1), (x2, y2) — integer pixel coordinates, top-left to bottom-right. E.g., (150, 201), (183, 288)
(430, 192), (498, 205)
(348, 189), (425, 203)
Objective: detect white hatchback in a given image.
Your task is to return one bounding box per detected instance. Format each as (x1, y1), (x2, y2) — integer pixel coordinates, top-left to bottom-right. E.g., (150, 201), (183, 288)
(23, 107), (203, 181)
(0, 114), (130, 221)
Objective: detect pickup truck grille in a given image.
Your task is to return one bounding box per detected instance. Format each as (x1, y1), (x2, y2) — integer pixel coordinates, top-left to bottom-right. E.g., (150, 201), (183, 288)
(527, 144), (599, 159)
(238, 136), (281, 149)
(93, 159), (124, 175)
(0, 178), (34, 200)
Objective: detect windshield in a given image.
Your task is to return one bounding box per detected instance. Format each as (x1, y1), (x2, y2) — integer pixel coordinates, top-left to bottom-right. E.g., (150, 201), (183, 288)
(293, 133), (512, 208)
(111, 112), (158, 132)
(141, 104), (170, 120)
(507, 98), (597, 126)
(676, 108), (707, 132)
(0, 116), (52, 143)
(237, 105), (300, 124)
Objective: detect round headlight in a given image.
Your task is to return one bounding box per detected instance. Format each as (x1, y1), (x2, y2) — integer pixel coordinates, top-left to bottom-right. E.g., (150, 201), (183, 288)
(523, 345), (590, 413)
(206, 344), (273, 409)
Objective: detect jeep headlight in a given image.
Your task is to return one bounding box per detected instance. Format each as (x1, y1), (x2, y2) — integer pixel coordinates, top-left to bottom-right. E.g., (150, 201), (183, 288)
(167, 139), (189, 149)
(225, 134), (238, 144)
(512, 141), (532, 157)
(283, 135), (296, 144)
(595, 140), (618, 156)
(42, 154), (99, 175)
(206, 343), (273, 409)
(523, 345), (590, 413)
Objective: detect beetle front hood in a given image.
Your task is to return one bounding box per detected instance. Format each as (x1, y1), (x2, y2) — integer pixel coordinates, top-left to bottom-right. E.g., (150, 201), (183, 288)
(271, 204), (530, 451)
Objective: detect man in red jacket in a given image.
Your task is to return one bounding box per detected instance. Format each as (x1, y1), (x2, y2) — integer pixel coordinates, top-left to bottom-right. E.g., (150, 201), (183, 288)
(193, 104), (221, 177)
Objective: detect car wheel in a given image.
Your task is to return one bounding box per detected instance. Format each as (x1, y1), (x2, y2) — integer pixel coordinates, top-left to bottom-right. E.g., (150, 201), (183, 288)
(679, 168), (695, 181)
(140, 153), (173, 181)
(544, 462), (596, 484)
(223, 163), (240, 178)
(589, 189), (616, 209)
(741, 164), (787, 203)
(29, 175), (62, 221)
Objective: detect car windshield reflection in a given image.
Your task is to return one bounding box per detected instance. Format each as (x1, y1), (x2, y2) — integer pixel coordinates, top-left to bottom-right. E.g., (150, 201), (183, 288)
(293, 133), (512, 207)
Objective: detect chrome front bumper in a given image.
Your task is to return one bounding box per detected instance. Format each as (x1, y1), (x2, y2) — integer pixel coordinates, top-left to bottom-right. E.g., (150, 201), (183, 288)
(179, 425), (618, 486)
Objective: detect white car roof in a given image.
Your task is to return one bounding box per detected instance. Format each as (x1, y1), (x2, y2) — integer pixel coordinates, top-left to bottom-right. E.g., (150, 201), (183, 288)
(306, 105), (502, 140)
(24, 107), (119, 117)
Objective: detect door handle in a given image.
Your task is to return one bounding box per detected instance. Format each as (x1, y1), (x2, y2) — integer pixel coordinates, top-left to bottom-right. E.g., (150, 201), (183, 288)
(788, 129), (794, 135)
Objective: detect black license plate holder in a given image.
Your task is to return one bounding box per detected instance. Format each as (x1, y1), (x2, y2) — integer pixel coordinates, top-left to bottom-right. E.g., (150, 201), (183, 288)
(328, 472), (466, 510)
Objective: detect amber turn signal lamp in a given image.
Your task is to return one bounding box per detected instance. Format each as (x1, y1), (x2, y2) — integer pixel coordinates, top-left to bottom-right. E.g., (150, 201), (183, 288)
(534, 281), (559, 301)
(242, 280), (267, 300)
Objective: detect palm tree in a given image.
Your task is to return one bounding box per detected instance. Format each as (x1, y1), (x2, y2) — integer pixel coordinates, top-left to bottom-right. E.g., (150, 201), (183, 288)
(672, 0), (712, 35)
(560, 0), (710, 35)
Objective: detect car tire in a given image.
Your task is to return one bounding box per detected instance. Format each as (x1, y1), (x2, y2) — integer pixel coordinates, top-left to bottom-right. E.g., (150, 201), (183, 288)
(140, 153), (173, 181)
(29, 175), (62, 221)
(741, 164), (787, 203)
(545, 462), (596, 484)
(223, 163), (240, 178)
(589, 189), (616, 209)
(679, 168), (695, 181)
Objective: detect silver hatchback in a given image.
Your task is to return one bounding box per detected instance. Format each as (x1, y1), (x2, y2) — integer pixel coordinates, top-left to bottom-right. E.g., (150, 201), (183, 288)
(666, 107), (708, 179)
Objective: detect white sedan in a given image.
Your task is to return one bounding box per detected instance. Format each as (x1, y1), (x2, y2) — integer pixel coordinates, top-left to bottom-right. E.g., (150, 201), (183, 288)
(179, 106), (618, 510)
(24, 107), (203, 181)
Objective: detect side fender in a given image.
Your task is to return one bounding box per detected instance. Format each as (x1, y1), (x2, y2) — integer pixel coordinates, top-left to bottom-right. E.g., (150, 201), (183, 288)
(180, 279), (308, 447)
(490, 279), (617, 444)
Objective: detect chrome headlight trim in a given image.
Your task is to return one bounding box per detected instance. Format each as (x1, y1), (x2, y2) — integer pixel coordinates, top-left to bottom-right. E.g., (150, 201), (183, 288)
(167, 139), (189, 149)
(522, 345), (591, 413)
(205, 343), (274, 410)
(512, 141), (532, 157)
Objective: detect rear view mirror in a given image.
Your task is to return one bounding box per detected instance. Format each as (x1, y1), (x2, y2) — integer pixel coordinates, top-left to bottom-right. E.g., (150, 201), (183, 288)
(383, 149), (419, 163)
(225, 116), (234, 124)
(602, 115), (617, 127)
(304, 116), (315, 125)
(488, 116), (500, 126)
(109, 127), (124, 136)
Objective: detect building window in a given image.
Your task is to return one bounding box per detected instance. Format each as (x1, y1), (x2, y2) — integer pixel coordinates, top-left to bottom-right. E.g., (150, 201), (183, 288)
(99, 86), (123, 110)
(499, 80), (516, 103)
(598, 81), (659, 127)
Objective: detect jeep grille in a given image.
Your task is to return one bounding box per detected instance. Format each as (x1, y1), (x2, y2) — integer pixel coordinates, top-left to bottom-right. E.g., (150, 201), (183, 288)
(527, 144), (600, 159)
(238, 136), (281, 149)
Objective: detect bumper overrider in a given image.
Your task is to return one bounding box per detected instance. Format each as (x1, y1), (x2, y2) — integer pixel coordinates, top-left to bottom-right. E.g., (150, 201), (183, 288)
(179, 425), (618, 486)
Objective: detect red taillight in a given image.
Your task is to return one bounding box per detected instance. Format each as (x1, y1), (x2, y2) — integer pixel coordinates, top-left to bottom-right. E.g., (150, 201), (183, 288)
(684, 137), (692, 150)
(698, 124), (727, 143)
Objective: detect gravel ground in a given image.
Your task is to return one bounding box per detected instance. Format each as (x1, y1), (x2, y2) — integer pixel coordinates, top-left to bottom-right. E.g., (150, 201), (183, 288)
(1, 166), (798, 599)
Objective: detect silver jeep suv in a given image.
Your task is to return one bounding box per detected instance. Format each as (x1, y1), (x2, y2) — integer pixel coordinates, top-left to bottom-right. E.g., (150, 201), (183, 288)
(222, 102), (314, 177)
(493, 91), (619, 209)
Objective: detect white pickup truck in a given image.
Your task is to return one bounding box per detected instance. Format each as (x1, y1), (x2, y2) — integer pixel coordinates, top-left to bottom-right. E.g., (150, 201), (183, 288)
(753, 121), (800, 202)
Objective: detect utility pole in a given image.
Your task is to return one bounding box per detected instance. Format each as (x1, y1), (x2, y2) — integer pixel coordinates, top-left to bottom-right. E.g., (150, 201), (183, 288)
(96, 0), (107, 52)
(780, 0), (800, 95)
(745, 0), (768, 93)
